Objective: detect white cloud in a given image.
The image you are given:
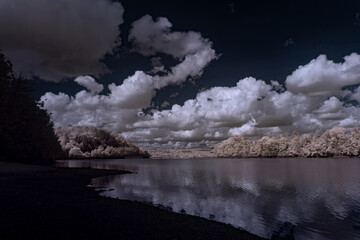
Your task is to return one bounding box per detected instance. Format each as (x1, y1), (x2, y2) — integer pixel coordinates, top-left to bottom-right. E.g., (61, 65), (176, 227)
(124, 71), (360, 147)
(74, 76), (104, 95)
(286, 53), (360, 96)
(42, 65), (360, 148)
(129, 15), (217, 89)
(129, 15), (212, 58)
(0, 0), (124, 81)
(41, 14), (218, 147)
(313, 97), (345, 120)
(106, 71), (154, 109)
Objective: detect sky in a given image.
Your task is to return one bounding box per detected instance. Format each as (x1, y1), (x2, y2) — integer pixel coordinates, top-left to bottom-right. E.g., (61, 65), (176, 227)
(2, 0), (360, 148)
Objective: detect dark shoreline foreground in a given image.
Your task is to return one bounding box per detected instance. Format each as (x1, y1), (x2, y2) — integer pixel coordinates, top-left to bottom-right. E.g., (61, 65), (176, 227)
(0, 161), (267, 240)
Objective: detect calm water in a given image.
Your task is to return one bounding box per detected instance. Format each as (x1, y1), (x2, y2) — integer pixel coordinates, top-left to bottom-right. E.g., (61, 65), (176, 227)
(57, 158), (360, 240)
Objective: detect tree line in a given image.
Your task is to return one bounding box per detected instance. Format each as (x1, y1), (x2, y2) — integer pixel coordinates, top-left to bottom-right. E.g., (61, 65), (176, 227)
(0, 51), (64, 164)
(215, 126), (360, 158)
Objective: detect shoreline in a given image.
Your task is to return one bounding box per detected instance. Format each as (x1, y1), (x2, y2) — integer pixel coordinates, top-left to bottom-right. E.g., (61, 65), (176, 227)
(0, 161), (267, 240)
(147, 148), (360, 159)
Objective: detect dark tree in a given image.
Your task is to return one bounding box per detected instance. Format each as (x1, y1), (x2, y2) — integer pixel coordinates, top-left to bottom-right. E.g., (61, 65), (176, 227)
(0, 52), (64, 164)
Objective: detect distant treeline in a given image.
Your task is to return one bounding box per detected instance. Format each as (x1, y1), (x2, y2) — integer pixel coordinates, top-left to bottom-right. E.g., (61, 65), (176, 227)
(215, 127), (360, 158)
(55, 126), (149, 159)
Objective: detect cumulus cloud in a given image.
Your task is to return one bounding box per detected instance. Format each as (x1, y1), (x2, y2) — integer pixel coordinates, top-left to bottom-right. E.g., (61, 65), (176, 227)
(149, 57), (166, 74)
(129, 15), (217, 88)
(106, 71), (155, 109)
(41, 14), (217, 146)
(314, 97), (345, 120)
(42, 14), (217, 118)
(74, 76), (104, 95)
(286, 53), (360, 96)
(0, 0), (124, 81)
(124, 75), (360, 145)
(43, 66), (360, 149)
(129, 15), (211, 58)
(124, 51), (360, 147)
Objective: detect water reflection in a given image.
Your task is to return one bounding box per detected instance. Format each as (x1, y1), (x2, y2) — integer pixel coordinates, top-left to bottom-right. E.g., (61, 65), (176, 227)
(58, 158), (360, 240)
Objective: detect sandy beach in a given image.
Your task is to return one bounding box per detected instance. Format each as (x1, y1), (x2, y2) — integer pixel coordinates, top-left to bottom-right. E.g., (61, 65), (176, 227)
(0, 161), (268, 240)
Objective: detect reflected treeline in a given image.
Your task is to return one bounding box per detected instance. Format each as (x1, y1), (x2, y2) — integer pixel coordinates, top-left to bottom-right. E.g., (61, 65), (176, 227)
(56, 159), (139, 173)
(81, 158), (360, 240)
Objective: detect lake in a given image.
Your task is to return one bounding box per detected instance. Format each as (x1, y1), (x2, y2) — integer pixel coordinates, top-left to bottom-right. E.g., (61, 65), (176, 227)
(57, 157), (360, 240)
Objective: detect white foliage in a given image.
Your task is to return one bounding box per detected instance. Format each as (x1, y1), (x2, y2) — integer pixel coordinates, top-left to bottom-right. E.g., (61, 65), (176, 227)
(215, 127), (360, 158)
(55, 126), (149, 159)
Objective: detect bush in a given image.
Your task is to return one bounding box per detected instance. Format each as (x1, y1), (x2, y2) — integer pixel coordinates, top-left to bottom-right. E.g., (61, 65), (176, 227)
(55, 125), (150, 159)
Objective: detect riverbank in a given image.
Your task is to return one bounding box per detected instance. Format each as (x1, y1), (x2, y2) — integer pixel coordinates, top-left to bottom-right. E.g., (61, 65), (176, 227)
(0, 161), (266, 240)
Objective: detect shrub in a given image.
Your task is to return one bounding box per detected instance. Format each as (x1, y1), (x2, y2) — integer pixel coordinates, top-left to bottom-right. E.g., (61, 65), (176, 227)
(55, 126), (150, 159)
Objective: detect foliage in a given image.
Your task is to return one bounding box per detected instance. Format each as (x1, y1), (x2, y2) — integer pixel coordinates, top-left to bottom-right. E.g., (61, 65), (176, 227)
(0, 52), (64, 164)
(55, 126), (150, 159)
(215, 127), (360, 158)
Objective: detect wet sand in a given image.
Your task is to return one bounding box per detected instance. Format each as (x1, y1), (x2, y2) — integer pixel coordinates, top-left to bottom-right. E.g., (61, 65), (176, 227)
(0, 161), (267, 240)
